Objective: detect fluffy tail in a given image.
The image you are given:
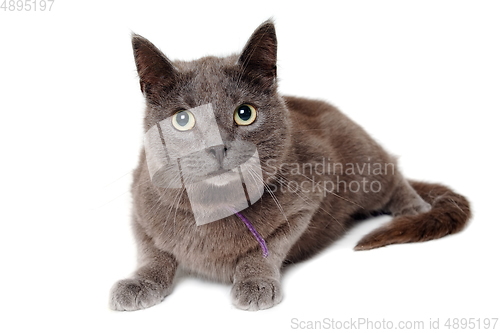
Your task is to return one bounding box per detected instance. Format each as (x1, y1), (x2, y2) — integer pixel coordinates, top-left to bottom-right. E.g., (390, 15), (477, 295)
(354, 181), (471, 251)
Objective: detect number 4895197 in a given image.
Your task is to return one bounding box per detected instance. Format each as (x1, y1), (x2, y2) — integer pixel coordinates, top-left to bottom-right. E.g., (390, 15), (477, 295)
(444, 318), (498, 330)
(1, 0), (55, 11)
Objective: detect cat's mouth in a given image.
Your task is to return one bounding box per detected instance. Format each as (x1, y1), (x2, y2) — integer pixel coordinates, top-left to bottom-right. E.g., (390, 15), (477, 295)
(202, 169), (239, 187)
(206, 168), (232, 177)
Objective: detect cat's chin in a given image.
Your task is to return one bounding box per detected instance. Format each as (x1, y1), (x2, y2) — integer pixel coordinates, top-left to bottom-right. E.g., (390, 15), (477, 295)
(186, 172), (248, 212)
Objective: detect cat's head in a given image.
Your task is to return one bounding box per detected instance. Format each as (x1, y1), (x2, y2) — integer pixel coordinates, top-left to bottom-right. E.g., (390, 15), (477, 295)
(133, 20), (290, 217)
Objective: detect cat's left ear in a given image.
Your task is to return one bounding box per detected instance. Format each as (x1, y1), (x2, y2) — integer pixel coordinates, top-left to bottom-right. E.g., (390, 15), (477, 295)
(238, 20), (278, 85)
(131, 33), (178, 101)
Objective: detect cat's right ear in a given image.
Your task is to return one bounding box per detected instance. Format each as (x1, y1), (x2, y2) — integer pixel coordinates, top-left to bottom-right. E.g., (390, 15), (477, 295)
(131, 33), (177, 101)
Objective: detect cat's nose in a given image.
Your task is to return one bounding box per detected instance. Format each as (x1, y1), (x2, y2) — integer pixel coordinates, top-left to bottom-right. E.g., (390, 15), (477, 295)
(207, 145), (227, 167)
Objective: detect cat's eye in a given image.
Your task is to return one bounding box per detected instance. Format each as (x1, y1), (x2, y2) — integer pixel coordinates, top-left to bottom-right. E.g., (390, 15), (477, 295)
(234, 104), (257, 126)
(172, 110), (195, 131)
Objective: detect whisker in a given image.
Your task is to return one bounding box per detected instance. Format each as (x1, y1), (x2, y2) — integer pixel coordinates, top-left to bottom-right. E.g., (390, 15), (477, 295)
(247, 168), (289, 227)
(272, 174), (345, 232)
(279, 167), (365, 210)
(102, 169), (134, 188)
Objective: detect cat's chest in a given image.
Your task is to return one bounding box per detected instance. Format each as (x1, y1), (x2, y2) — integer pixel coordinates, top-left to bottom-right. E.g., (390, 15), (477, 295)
(139, 206), (274, 281)
(144, 201), (272, 253)
(139, 189), (320, 277)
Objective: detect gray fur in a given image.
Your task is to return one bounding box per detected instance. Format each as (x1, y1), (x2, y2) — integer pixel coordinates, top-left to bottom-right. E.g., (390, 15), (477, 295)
(109, 20), (470, 311)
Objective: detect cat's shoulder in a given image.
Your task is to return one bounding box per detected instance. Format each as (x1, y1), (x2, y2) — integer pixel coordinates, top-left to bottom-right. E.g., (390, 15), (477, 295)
(283, 95), (350, 125)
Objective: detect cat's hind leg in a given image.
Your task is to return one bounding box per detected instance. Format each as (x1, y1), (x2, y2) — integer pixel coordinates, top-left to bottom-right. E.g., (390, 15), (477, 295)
(354, 177), (471, 251)
(109, 220), (178, 311)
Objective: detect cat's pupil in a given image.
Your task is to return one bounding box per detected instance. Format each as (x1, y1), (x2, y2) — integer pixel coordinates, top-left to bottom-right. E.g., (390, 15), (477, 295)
(176, 111), (189, 126)
(238, 105), (252, 121)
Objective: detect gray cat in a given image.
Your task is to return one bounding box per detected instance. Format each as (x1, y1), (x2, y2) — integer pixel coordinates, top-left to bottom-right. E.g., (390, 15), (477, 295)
(109, 20), (471, 311)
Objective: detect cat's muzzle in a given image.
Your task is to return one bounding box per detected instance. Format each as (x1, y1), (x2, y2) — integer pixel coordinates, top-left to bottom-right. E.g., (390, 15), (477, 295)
(143, 103), (264, 225)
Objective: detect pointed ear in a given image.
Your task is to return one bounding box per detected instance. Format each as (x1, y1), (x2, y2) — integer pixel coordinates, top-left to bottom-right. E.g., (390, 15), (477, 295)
(131, 33), (177, 99)
(238, 20), (277, 84)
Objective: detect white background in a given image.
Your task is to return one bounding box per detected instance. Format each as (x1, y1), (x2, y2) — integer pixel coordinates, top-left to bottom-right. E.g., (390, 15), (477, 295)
(1, 1), (498, 332)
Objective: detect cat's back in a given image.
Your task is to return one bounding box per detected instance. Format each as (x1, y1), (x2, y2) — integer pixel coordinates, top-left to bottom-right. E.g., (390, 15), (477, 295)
(283, 95), (389, 166)
(284, 95), (338, 118)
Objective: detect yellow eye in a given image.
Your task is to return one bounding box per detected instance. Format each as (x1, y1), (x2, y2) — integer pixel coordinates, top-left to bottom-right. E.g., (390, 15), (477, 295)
(234, 104), (257, 126)
(172, 110), (195, 131)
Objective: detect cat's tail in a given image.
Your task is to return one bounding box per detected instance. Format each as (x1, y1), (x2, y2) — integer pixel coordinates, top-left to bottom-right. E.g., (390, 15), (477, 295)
(354, 180), (471, 251)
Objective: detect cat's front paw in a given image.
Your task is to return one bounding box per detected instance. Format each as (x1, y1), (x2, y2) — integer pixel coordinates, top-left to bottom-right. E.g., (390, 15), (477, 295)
(109, 278), (170, 311)
(231, 277), (283, 311)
